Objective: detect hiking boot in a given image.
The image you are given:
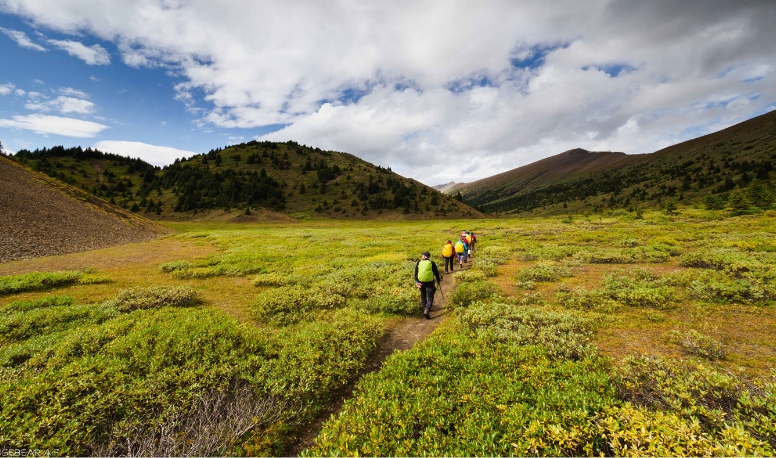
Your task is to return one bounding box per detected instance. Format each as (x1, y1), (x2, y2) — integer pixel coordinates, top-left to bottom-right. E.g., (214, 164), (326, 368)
(424, 311), (431, 319)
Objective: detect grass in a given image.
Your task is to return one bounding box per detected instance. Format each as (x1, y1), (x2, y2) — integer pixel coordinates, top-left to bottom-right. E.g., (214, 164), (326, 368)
(1, 210), (775, 454)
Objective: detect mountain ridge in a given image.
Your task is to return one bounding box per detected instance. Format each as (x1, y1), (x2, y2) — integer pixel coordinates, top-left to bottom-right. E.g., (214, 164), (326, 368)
(446, 110), (776, 214)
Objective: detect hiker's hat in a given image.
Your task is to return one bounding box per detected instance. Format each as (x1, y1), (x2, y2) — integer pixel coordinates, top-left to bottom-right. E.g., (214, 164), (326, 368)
(422, 251), (431, 257)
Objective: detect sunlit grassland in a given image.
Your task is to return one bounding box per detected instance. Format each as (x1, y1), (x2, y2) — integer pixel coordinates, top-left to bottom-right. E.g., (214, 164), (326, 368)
(306, 210), (776, 456)
(1, 210), (775, 455)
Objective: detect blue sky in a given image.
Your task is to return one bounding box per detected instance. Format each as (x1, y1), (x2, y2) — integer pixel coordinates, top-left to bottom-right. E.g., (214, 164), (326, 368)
(1, 1), (775, 184)
(0, 14), (281, 163)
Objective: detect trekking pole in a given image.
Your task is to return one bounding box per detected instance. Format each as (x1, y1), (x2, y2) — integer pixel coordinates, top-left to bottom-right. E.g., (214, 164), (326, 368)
(436, 278), (445, 300)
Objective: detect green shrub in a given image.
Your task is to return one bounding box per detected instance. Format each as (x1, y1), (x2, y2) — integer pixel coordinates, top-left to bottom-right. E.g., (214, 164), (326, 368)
(113, 285), (200, 312)
(471, 258), (498, 277)
(594, 403), (770, 456)
(0, 302), (118, 346)
(253, 286), (346, 326)
(253, 272), (295, 287)
(515, 280), (536, 290)
(353, 287), (419, 315)
(602, 270), (677, 309)
(574, 245), (675, 264)
(452, 269), (487, 284)
(158, 260), (193, 273)
(458, 303), (595, 360)
(78, 275), (111, 285)
(477, 245), (511, 263)
(165, 253), (266, 279)
(689, 276), (775, 304)
(517, 245), (581, 261)
(668, 329), (726, 360)
(556, 287), (619, 312)
(448, 281), (501, 308)
(1, 295), (75, 314)
(517, 261), (573, 282)
(679, 249), (761, 273)
(575, 248), (635, 264)
(612, 355), (775, 449)
(170, 266), (219, 279)
(0, 271), (82, 295)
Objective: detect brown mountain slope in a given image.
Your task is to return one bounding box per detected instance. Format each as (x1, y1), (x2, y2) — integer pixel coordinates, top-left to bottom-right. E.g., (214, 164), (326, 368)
(455, 148), (639, 206)
(0, 156), (170, 263)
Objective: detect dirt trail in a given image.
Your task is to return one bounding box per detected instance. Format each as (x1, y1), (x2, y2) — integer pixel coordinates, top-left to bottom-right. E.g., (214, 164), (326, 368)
(285, 263), (468, 456)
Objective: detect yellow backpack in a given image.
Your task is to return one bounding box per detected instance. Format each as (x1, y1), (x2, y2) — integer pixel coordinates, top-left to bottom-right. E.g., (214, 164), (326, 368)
(442, 243), (454, 257)
(454, 241), (465, 253)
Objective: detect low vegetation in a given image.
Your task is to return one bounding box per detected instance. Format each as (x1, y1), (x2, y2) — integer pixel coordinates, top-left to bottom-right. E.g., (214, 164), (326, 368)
(2, 210), (775, 455)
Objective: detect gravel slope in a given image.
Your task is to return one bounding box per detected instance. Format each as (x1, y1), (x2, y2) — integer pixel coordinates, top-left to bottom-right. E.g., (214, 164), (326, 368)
(0, 156), (169, 263)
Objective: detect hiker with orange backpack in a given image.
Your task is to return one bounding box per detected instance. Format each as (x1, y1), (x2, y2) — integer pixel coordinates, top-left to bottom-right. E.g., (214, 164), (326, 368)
(414, 251), (442, 319)
(441, 240), (458, 274)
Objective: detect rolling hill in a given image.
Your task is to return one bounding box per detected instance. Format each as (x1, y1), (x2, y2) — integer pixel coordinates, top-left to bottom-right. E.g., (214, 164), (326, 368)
(447, 109), (776, 214)
(8, 141), (484, 220)
(0, 155), (168, 262)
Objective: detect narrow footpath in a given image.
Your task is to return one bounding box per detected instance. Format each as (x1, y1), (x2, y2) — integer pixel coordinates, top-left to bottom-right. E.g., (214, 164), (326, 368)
(285, 262), (469, 455)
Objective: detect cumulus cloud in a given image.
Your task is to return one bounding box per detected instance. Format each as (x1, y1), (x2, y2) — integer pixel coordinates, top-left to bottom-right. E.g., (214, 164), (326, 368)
(2, 0), (776, 183)
(0, 26), (46, 51)
(25, 96), (96, 114)
(47, 39), (110, 65)
(0, 83), (13, 95)
(0, 114), (108, 137)
(92, 140), (198, 166)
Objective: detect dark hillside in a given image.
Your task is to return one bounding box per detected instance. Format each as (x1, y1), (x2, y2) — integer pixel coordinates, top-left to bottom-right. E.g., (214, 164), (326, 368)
(11, 141), (484, 220)
(450, 110), (776, 214)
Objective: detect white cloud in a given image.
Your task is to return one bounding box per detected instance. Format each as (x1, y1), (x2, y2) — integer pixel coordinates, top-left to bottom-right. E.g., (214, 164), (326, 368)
(47, 39), (110, 65)
(92, 140), (197, 166)
(15, 89), (26, 96)
(0, 83), (13, 95)
(25, 96), (96, 114)
(59, 87), (88, 98)
(3, 1), (776, 183)
(0, 26), (46, 51)
(0, 114), (108, 137)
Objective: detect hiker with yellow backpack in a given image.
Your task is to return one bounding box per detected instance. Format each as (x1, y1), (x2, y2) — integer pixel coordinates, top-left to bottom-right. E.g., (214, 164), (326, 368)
(455, 237), (468, 268)
(441, 240), (458, 274)
(414, 251), (443, 319)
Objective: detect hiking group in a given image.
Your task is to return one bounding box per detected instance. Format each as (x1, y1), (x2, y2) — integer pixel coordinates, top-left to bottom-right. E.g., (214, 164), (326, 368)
(414, 230), (476, 319)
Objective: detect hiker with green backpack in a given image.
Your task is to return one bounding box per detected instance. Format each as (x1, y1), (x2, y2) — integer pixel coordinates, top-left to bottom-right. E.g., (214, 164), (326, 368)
(414, 251), (442, 319)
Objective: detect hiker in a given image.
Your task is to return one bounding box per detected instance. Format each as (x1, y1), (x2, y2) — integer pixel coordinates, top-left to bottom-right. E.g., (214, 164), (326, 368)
(464, 232), (474, 257)
(441, 240), (458, 273)
(414, 251), (442, 319)
(469, 232), (477, 253)
(454, 237), (468, 267)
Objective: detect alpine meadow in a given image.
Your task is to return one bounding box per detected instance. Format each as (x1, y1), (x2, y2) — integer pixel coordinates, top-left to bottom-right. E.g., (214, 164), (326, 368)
(2, 115), (776, 456)
(3, 1), (776, 455)
(1, 203), (776, 454)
